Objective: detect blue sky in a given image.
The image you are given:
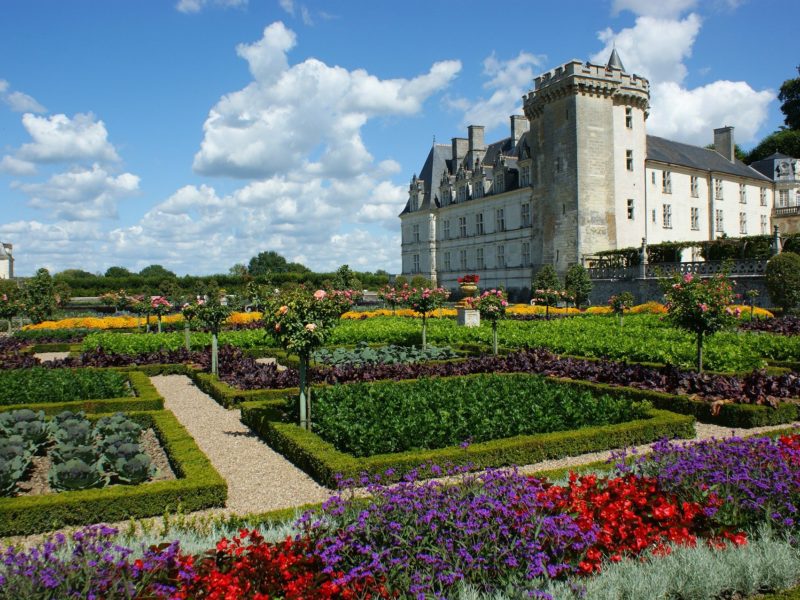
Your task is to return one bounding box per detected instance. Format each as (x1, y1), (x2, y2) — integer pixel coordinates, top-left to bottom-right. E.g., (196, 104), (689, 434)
(0, 0), (795, 276)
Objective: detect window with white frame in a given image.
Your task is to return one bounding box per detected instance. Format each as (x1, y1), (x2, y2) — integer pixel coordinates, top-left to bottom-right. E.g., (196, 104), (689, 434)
(626, 150), (633, 171)
(412, 254), (420, 273)
(715, 179), (723, 200)
(652, 208), (656, 223)
(779, 190), (789, 206)
(457, 185), (467, 203)
(690, 207), (699, 230)
(520, 165), (531, 186)
(662, 171), (672, 194)
(625, 107), (633, 129)
(739, 212), (747, 235)
(494, 172), (504, 193)
(521, 203), (531, 227)
(474, 181), (483, 198)
(627, 198), (634, 220)
(760, 188), (767, 206)
(662, 204), (672, 228)
(412, 224), (420, 242)
(458, 216), (467, 238)
(476, 248), (484, 269)
(475, 212), (484, 235)
(459, 249), (467, 270)
(496, 245), (505, 268)
(443, 219), (450, 240)
(761, 214), (768, 234)
(522, 242), (530, 266)
(739, 184), (746, 204)
(715, 209), (724, 233)
(444, 252), (451, 271)
(495, 208), (505, 232)
(691, 176), (699, 198)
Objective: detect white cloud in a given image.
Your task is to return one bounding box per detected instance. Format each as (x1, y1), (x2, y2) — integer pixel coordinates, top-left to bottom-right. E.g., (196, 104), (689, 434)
(648, 80), (773, 145)
(592, 14), (701, 84)
(0, 80), (8, 94)
(13, 164), (139, 220)
(5, 91), (46, 113)
(16, 113), (119, 164)
(175, 0), (246, 13)
(612, 0), (697, 18)
(449, 51), (544, 132)
(193, 21), (460, 178)
(591, 13), (772, 146)
(279, 0), (294, 15)
(0, 155), (36, 176)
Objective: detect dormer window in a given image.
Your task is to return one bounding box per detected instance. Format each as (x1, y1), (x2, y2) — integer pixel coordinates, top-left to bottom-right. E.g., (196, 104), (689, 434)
(520, 165), (531, 186)
(494, 172), (505, 194)
(473, 180), (484, 198)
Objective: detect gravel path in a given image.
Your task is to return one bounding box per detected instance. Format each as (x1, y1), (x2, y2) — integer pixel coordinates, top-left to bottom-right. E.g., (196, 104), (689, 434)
(33, 352), (70, 362)
(150, 375), (331, 514)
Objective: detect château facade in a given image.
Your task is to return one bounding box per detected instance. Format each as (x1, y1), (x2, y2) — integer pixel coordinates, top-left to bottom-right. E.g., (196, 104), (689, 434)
(399, 51), (778, 297)
(0, 243), (12, 279)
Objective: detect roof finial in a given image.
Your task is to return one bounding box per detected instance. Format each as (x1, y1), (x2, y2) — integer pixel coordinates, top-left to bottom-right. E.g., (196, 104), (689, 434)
(607, 46), (625, 71)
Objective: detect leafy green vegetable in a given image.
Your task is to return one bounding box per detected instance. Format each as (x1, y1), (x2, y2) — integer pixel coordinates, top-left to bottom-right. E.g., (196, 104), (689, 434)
(0, 368), (131, 406)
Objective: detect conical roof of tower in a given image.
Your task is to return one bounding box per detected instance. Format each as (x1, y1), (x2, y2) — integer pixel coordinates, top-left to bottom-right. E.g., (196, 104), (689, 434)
(607, 48), (625, 71)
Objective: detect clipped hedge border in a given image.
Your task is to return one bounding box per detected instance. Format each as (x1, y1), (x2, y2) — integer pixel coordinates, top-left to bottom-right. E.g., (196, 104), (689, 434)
(0, 409), (227, 536)
(0, 369), (164, 415)
(189, 371), (297, 408)
(241, 375), (695, 488)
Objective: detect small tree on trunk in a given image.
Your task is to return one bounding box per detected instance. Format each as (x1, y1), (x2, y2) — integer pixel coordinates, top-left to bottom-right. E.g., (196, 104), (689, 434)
(608, 292), (635, 326)
(663, 272), (737, 372)
(466, 289), (508, 355)
(396, 284), (450, 350)
(262, 287), (357, 430)
(194, 298), (231, 377)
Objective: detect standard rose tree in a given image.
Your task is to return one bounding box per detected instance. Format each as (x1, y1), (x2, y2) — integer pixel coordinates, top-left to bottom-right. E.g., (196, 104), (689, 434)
(262, 287), (356, 430)
(466, 289), (508, 355)
(395, 284), (450, 350)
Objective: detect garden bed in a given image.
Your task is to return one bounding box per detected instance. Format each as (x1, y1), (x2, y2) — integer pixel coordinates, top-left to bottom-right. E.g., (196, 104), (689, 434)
(0, 369), (164, 415)
(241, 374), (695, 487)
(0, 409), (226, 536)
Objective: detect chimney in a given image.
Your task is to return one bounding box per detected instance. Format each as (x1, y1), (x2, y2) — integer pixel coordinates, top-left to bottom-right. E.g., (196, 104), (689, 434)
(714, 126), (735, 162)
(510, 115), (529, 144)
(451, 137), (468, 166)
(467, 125), (486, 170)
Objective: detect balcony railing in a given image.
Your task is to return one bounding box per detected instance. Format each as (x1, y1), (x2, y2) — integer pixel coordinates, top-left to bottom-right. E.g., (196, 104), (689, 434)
(586, 259), (768, 280)
(774, 205), (800, 217)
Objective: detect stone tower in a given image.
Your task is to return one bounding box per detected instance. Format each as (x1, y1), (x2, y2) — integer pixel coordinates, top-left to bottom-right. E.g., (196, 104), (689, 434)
(522, 51), (649, 270)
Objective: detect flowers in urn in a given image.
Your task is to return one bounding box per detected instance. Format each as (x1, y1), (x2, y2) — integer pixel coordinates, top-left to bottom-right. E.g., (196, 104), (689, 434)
(457, 274), (480, 285)
(466, 289), (508, 355)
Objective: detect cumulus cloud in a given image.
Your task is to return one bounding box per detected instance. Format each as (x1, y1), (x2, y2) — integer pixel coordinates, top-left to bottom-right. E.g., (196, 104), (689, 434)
(13, 164), (139, 220)
(16, 113), (120, 164)
(448, 51), (543, 132)
(5, 91), (46, 113)
(591, 12), (773, 146)
(0, 155), (37, 176)
(175, 0), (247, 13)
(0, 80), (7, 94)
(193, 21), (461, 178)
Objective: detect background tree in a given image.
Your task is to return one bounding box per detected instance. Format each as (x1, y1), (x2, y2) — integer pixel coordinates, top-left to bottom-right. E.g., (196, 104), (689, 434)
(139, 264), (176, 279)
(158, 278), (181, 301)
(21, 268), (58, 324)
(779, 65), (800, 131)
(746, 130), (800, 163)
(248, 251), (309, 276)
(57, 269), (95, 279)
(766, 252), (800, 314)
(105, 266), (132, 278)
(564, 264), (593, 308)
(229, 263), (249, 278)
(331, 264), (361, 290)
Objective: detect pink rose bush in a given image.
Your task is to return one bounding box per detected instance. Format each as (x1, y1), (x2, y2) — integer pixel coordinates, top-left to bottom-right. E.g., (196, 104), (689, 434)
(466, 289), (508, 354)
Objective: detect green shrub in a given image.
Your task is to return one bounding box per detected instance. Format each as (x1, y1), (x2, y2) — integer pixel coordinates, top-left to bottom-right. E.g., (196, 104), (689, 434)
(767, 252), (800, 312)
(308, 374), (652, 457)
(0, 368), (131, 406)
(312, 342), (457, 366)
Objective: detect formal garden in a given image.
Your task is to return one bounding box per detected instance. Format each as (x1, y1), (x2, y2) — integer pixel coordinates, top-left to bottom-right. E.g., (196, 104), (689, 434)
(3, 265), (800, 599)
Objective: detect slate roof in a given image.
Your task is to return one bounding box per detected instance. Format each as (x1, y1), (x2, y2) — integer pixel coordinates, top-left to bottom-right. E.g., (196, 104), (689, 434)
(749, 152), (794, 180)
(400, 144), (452, 215)
(646, 136), (771, 182)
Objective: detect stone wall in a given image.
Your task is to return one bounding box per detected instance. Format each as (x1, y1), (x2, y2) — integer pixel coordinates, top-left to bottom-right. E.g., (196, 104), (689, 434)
(588, 276), (772, 308)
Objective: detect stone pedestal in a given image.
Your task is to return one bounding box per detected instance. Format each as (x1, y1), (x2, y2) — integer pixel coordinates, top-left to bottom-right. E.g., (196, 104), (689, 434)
(457, 308), (480, 327)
